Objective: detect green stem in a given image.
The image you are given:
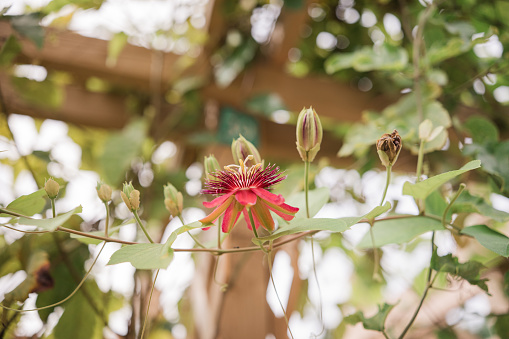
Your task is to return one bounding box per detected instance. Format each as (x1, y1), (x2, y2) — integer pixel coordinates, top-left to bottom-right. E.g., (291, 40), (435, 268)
(133, 210), (154, 243)
(50, 198), (56, 218)
(441, 184), (466, 227)
(0, 242), (106, 313)
(104, 202), (110, 237)
(369, 223), (381, 281)
(140, 269), (160, 339)
(267, 247), (294, 339)
(380, 165), (392, 206)
(304, 160), (310, 218)
(217, 216), (222, 249)
(178, 215), (206, 249)
(416, 140), (425, 183)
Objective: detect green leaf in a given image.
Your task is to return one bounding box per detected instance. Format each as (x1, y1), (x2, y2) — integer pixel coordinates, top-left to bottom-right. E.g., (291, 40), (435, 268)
(285, 187), (330, 219)
(11, 76), (63, 109)
(426, 38), (470, 65)
(325, 44), (408, 73)
(462, 225), (509, 257)
(425, 190), (448, 219)
(99, 119), (147, 185)
(0, 189), (46, 217)
(452, 190), (509, 222)
(257, 217), (362, 242)
(464, 116), (499, 144)
(19, 206), (83, 231)
(344, 303), (394, 332)
(10, 13), (45, 49)
(402, 160), (481, 200)
(0, 34), (21, 66)
(108, 243), (174, 270)
(53, 291), (102, 339)
(357, 217), (444, 249)
(245, 93), (287, 117)
(162, 221), (205, 253)
(494, 314), (509, 339)
(364, 202), (391, 222)
(431, 252), (489, 293)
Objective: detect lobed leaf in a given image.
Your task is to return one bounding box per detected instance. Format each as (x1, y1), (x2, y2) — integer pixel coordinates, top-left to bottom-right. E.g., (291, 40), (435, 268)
(402, 160), (481, 200)
(108, 243), (174, 270)
(19, 206), (83, 231)
(462, 225), (509, 257)
(344, 303), (394, 332)
(357, 216), (444, 249)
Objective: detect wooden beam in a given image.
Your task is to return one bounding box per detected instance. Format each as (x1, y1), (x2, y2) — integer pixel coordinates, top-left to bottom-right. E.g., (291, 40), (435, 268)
(0, 74), (128, 129)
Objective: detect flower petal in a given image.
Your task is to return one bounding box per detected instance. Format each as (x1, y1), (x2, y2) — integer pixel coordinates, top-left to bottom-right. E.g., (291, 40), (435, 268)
(235, 189), (257, 206)
(262, 201), (299, 221)
(203, 191), (235, 208)
(222, 201), (244, 233)
(200, 195), (234, 225)
(252, 202), (275, 231)
(251, 187), (284, 205)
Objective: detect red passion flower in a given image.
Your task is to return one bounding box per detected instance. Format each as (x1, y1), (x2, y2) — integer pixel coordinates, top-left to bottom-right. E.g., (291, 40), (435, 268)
(200, 157), (299, 233)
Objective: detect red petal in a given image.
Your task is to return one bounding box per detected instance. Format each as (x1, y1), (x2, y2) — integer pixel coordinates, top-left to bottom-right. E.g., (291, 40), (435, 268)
(203, 191), (235, 208)
(222, 201), (244, 233)
(262, 201), (299, 221)
(235, 189), (258, 206)
(252, 202), (275, 231)
(200, 195), (234, 224)
(251, 187), (284, 205)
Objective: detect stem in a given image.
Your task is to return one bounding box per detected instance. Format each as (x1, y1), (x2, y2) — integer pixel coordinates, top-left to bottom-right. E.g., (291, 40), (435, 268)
(267, 247), (294, 339)
(380, 165), (392, 206)
(133, 210), (154, 243)
(50, 198), (56, 218)
(304, 160), (310, 218)
(178, 215), (206, 249)
(140, 269), (160, 339)
(416, 140), (425, 183)
(0, 242), (107, 313)
(217, 216), (222, 249)
(310, 238), (325, 337)
(369, 223), (381, 281)
(104, 202), (110, 237)
(441, 184), (466, 227)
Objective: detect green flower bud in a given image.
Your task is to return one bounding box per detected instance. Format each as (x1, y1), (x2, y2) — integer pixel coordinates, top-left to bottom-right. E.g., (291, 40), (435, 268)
(204, 155), (220, 181)
(376, 130), (402, 167)
(163, 183), (183, 217)
(231, 134), (261, 167)
(419, 119), (444, 142)
(44, 178), (60, 199)
(96, 182), (112, 203)
(296, 107), (323, 162)
(121, 181), (140, 211)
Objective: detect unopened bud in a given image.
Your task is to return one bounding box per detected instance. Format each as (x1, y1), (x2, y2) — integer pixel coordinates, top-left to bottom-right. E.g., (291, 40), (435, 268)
(376, 130), (402, 167)
(44, 178), (60, 199)
(296, 107), (323, 162)
(419, 119), (444, 142)
(204, 155), (220, 180)
(96, 183), (112, 203)
(163, 183), (183, 217)
(121, 181), (140, 211)
(231, 135), (261, 167)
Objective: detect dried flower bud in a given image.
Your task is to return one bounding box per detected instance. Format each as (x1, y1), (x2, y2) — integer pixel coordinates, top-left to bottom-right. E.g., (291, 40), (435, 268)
(296, 107), (323, 162)
(96, 182), (112, 203)
(376, 130), (402, 167)
(231, 134), (261, 167)
(204, 155), (220, 181)
(163, 183), (183, 217)
(44, 178), (60, 199)
(121, 181), (140, 211)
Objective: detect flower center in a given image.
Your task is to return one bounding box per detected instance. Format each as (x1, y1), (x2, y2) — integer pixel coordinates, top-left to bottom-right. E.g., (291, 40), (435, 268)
(224, 155), (262, 177)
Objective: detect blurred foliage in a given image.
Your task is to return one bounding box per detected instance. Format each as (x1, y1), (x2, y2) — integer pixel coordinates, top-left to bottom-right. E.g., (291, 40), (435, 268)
(1, 0), (509, 338)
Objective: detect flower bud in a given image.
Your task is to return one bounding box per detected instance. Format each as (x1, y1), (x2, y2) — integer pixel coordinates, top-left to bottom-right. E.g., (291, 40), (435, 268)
(44, 178), (60, 199)
(419, 119), (444, 143)
(376, 130), (402, 167)
(204, 155), (220, 181)
(231, 134), (261, 167)
(121, 181), (140, 211)
(163, 183), (183, 217)
(296, 107), (323, 162)
(96, 182), (112, 203)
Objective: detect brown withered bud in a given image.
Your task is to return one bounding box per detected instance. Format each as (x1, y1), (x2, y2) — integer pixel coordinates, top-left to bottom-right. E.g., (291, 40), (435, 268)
(376, 130), (402, 167)
(30, 261), (54, 294)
